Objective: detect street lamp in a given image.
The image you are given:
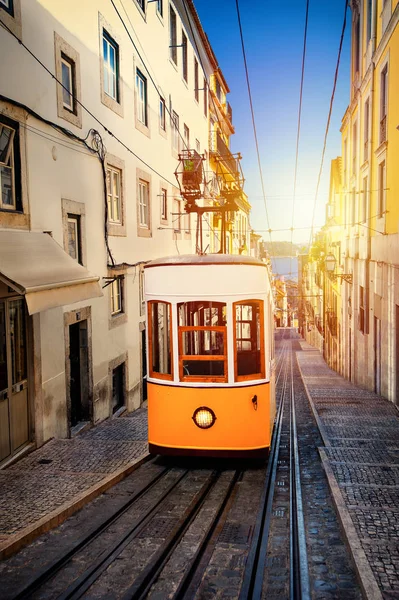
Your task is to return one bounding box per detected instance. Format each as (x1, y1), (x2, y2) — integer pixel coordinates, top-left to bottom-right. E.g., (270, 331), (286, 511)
(324, 253), (353, 284)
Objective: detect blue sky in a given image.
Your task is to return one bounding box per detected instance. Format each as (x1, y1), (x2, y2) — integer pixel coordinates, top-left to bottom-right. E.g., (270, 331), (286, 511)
(194, 0), (351, 245)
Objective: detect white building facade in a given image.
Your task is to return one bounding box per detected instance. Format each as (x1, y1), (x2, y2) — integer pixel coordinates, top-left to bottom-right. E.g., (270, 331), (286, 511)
(0, 0), (216, 466)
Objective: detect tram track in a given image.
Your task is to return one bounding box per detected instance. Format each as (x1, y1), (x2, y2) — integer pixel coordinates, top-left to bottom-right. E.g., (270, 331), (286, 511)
(3, 329), (318, 600)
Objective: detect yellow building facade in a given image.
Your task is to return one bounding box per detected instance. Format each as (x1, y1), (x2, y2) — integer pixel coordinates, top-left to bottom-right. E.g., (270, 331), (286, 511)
(323, 0), (399, 401)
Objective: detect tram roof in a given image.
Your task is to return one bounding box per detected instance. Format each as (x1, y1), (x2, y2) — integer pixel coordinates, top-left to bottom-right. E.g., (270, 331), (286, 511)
(145, 254), (268, 269)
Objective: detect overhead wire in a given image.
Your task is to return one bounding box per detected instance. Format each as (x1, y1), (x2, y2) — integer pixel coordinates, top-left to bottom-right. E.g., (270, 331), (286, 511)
(290, 0), (309, 280)
(234, 0), (276, 264)
(0, 17), (179, 189)
(308, 0), (349, 250)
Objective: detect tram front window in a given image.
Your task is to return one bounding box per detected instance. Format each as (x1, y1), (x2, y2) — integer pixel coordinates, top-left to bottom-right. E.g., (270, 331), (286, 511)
(178, 301), (227, 381)
(149, 301), (172, 379)
(234, 300), (265, 380)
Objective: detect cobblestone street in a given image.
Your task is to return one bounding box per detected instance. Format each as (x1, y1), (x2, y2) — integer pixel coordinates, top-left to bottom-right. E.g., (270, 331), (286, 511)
(1, 344), (399, 598)
(0, 408), (149, 559)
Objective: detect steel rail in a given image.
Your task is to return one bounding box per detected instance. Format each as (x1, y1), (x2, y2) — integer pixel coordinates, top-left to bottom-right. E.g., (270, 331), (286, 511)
(54, 469), (192, 600)
(238, 340), (290, 599)
(289, 339), (311, 600)
(125, 470), (242, 600)
(10, 459), (166, 600)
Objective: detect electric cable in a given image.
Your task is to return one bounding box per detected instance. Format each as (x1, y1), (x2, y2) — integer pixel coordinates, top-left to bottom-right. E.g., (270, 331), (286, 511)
(290, 0), (309, 281)
(308, 0), (348, 250)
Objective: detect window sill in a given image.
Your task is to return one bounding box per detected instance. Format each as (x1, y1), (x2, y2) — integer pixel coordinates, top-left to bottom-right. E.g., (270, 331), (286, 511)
(109, 312), (128, 330)
(108, 222), (126, 237)
(137, 226), (152, 238)
(135, 118), (151, 138)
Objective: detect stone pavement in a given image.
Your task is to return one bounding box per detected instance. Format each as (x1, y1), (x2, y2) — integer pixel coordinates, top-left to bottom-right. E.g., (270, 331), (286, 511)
(297, 342), (399, 600)
(0, 407), (149, 560)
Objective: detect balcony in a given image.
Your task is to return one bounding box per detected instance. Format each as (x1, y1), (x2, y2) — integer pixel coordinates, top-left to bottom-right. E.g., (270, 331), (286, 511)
(215, 133), (239, 177)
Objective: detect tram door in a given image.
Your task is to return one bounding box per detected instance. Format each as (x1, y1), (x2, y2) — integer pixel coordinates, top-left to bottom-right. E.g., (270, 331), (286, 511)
(142, 329), (147, 402)
(0, 298), (29, 464)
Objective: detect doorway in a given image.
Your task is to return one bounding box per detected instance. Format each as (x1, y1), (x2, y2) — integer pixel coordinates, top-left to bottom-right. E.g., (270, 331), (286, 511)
(0, 298), (29, 465)
(112, 362), (125, 414)
(374, 317), (381, 395)
(69, 320), (89, 427)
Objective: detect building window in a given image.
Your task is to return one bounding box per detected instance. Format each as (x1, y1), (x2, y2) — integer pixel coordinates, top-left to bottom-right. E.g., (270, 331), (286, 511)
(195, 139), (200, 153)
(203, 79), (208, 116)
(103, 30), (119, 101)
(194, 58), (199, 101)
(159, 97), (166, 130)
(380, 65), (388, 144)
(55, 33), (82, 128)
(107, 166), (121, 224)
(0, 0), (13, 16)
(177, 301), (227, 382)
(215, 79), (222, 103)
(149, 301), (173, 380)
(352, 121), (357, 174)
(361, 176), (368, 223)
(173, 198), (181, 232)
(234, 300), (265, 381)
(172, 111), (179, 153)
(353, 14), (360, 76)
(169, 6), (177, 64)
(0, 118), (21, 212)
(67, 215), (82, 264)
(366, 0), (372, 42)
(110, 277), (124, 315)
(60, 54), (76, 113)
(136, 69), (148, 126)
(135, 0), (145, 12)
(161, 188), (168, 220)
(139, 179), (149, 227)
(378, 160), (386, 218)
(351, 188), (356, 226)
(364, 98), (369, 161)
(182, 31), (188, 82)
(156, 0), (163, 16)
(183, 124), (189, 149)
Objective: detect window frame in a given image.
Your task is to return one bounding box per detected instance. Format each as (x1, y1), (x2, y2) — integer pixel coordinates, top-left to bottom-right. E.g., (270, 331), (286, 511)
(148, 300), (174, 381)
(203, 79), (208, 116)
(169, 5), (177, 65)
(160, 187), (168, 221)
(182, 30), (188, 82)
(103, 30), (119, 102)
(378, 159), (386, 218)
(172, 110), (179, 153)
(159, 96), (166, 131)
(110, 276), (124, 316)
(0, 0), (13, 15)
(60, 53), (75, 113)
(177, 301), (227, 383)
(106, 165), (122, 224)
(233, 299), (265, 382)
(380, 64), (388, 145)
(138, 179), (150, 228)
(0, 117), (22, 213)
(54, 33), (82, 128)
(67, 214), (82, 264)
(194, 57), (199, 102)
(136, 68), (148, 126)
(173, 197), (181, 232)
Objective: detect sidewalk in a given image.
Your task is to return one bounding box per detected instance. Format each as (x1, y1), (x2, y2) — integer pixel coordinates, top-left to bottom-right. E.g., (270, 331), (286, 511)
(0, 407), (149, 560)
(297, 341), (399, 600)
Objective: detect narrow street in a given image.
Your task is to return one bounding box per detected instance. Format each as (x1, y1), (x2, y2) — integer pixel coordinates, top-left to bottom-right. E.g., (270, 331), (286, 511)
(1, 330), (398, 599)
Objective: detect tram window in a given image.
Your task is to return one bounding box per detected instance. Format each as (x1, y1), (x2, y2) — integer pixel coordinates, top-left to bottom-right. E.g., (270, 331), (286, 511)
(148, 301), (173, 380)
(234, 300), (265, 381)
(178, 301), (227, 382)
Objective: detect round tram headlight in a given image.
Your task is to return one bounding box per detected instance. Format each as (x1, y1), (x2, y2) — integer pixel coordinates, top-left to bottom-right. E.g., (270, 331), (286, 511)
(192, 407), (216, 430)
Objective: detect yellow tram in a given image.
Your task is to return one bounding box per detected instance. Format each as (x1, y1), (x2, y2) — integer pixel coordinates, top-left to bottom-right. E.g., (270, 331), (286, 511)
(144, 254), (276, 458)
